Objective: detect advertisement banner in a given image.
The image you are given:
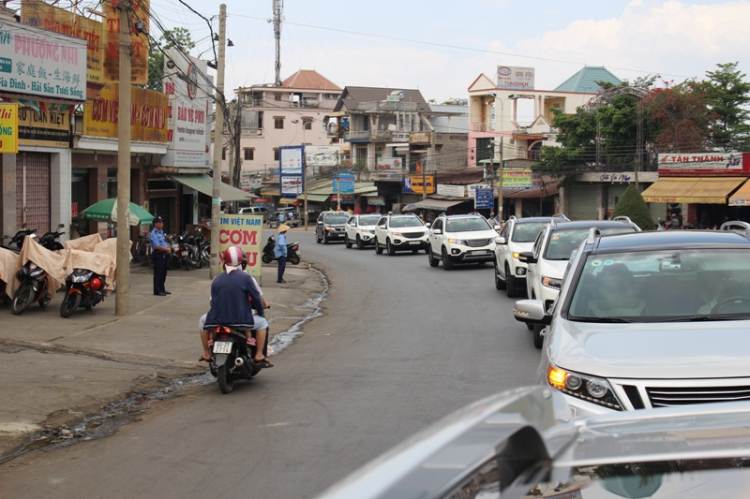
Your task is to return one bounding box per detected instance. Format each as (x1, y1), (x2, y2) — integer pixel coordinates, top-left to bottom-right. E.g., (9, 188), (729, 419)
(0, 103), (19, 153)
(161, 48), (210, 168)
(474, 187), (494, 209)
(332, 172), (355, 194)
(377, 157), (403, 181)
(437, 184), (466, 197)
(502, 169), (542, 190)
(403, 174), (435, 195)
(18, 106), (69, 147)
(409, 132), (430, 144)
(21, 0), (104, 83)
(0, 23), (86, 101)
(280, 146), (304, 197)
(496, 66), (535, 90)
(658, 152), (748, 176)
(305, 145), (340, 167)
(102, 0), (149, 84)
(367, 196), (385, 206)
(280, 175), (303, 197)
(83, 83), (168, 142)
(218, 215), (262, 277)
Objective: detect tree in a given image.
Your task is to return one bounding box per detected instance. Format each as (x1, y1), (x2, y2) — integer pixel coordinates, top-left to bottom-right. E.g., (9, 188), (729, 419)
(611, 184), (654, 231)
(146, 28), (196, 92)
(697, 62), (750, 151)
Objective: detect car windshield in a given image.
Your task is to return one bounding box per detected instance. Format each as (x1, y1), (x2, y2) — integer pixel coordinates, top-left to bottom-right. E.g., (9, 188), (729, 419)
(544, 227), (633, 261)
(568, 248), (750, 321)
(389, 217), (423, 228)
(358, 216), (380, 226)
(445, 218), (491, 232)
(324, 215), (349, 224)
(512, 222), (547, 243)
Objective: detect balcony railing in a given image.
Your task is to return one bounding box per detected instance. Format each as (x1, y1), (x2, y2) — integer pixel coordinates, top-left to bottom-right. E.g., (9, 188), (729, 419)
(344, 130), (395, 141)
(356, 101), (419, 113)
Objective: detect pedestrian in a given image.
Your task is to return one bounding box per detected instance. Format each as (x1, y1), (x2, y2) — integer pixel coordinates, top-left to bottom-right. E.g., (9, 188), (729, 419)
(275, 223), (290, 283)
(278, 210), (285, 224)
(149, 216), (171, 296)
(669, 214), (680, 230)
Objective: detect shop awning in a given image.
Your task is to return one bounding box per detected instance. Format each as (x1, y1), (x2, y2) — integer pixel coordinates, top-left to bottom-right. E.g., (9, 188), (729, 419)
(296, 194), (330, 203)
(641, 177), (746, 204)
(169, 175), (256, 202)
(412, 198), (466, 211)
(729, 180), (750, 206)
(260, 189), (280, 197)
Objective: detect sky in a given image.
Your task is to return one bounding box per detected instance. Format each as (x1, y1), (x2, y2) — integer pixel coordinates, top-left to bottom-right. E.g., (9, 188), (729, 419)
(13, 0), (750, 101)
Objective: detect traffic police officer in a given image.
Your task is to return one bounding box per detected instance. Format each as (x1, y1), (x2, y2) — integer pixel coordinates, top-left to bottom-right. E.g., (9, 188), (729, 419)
(150, 216), (171, 296)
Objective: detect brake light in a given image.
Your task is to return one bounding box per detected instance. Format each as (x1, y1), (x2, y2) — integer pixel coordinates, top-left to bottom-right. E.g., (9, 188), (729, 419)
(293, 245), (299, 250)
(216, 326), (231, 333)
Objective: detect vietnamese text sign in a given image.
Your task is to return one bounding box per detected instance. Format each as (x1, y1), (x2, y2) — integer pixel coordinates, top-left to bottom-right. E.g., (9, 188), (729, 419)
(377, 157), (403, 181)
(403, 174), (435, 195)
(333, 172), (355, 194)
(162, 48), (210, 168)
(218, 215), (262, 277)
(279, 146), (304, 197)
(305, 145), (340, 167)
(0, 103), (19, 153)
(0, 22), (86, 101)
(496, 66), (535, 90)
(658, 152), (747, 176)
(437, 184), (466, 197)
(280, 175), (303, 197)
(83, 83), (168, 142)
(103, 0), (149, 84)
(410, 132), (430, 144)
(21, 0), (104, 83)
(18, 106), (69, 147)
(503, 169), (542, 190)
(475, 187), (494, 209)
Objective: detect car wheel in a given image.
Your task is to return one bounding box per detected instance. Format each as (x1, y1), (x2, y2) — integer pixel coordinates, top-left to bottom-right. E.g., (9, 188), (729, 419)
(526, 322), (534, 330)
(442, 247), (453, 270)
(345, 234), (352, 249)
(356, 235), (364, 250)
(532, 325), (545, 349)
(386, 239), (396, 256)
(375, 238), (383, 254)
(494, 261), (506, 290)
(506, 264), (521, 298)
(428, 248), (439, 267)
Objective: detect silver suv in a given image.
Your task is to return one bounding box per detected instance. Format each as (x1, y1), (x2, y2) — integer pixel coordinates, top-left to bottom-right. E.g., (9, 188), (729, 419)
(427, 214), (497, 270)
(494, 215), (568, 298)
(374, 214), (429, 255)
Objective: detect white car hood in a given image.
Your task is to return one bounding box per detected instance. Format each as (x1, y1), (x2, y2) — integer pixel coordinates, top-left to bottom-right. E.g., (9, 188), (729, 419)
(539, 258), (568, 279)
(450, 229), (498, 241)
(551, 319), (750, 379)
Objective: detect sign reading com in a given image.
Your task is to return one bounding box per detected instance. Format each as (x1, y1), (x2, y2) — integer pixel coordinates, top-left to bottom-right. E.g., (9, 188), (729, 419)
(219, 215), (263, 277)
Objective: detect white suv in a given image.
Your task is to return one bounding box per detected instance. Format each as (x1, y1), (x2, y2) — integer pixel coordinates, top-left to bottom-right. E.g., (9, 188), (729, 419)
(344, 214), (381, 249)
(374, 214), (429, 255)
(494, 215), (568, 298)
(427, 214), (497, 270)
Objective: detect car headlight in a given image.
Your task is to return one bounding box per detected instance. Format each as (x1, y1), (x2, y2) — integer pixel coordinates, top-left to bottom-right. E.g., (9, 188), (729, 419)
(325, 227), (334, 231)
(547, 364), (622, 410)
(391, 231), (403, 237)
(542, 276), (563, 290)
(368, 230), (375, 234)
(447, 238), (467, 245)
(512, 252), (521, 259)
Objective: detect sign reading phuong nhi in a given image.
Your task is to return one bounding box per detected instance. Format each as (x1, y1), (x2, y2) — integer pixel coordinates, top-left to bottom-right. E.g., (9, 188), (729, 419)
(0, 22), (86, 101)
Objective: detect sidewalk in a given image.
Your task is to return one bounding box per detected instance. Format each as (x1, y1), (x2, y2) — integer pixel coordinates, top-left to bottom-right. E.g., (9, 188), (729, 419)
(0, 259), (325, 460)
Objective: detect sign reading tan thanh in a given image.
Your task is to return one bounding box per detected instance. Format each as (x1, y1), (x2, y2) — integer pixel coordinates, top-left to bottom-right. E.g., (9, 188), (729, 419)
(83, 83), (167, 142)
(103, 0), (150, 84)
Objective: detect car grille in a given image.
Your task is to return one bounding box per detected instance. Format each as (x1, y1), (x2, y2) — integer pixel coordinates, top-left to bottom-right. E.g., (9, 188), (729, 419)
(402, 232), (425, 239)
(466, 238), (492, 247)
(647, 385), (750, 407)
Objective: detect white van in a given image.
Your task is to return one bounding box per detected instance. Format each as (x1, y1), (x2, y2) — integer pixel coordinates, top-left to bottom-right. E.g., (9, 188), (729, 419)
(238, 206), (270, 220)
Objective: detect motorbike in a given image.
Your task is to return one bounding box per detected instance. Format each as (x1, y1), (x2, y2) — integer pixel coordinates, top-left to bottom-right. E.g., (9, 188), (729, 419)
(166, 234), (182, 270)
(261, 235), (301, 265)
(12, 260), (51, 315)
(209, 326), (267, 394)
(60, 269), (106, 318)
(39, 224), (66, 251)
(2, 228), (36, 252)
(195, 231), (210, 268)
(178, 232), (200, 270)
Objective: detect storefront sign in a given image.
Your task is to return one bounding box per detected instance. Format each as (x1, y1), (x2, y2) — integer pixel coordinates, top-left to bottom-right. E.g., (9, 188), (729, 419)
(103, 0), (149, 84)
(658, 152), (749, 176)
(0, 23), (86, 101)
(83, 83), (168, 142)
(410, 132), (430, 145)
(279, 146), (304, 197)
(437, 184), (466, 197)
(161, 48), (210, 168)
(18, 106), (69, 147)
(475, 187), (494, 209)
(21, 0), (104, 83)
(71, 201), (78, 217)
(0, 103), (19, 153)
(496, 66), (535, 90)
(331, 194), (354, 203)
(502, 169), (542, 190)
(218, 215), (262, 277)
(367, 196), (385, 206)
(332, 172), (355, 194)
(377, 157), (402, 181)
(305, 145), (340, 167)
(403, 174), (435, 195)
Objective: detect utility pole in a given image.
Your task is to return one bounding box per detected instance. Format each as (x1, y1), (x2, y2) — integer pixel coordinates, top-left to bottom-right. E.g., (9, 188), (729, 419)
(233, 102), (241, 188)
(115, 0), (132, 316)
(495, 97), (505, 222)
(210, 4), (227, 278)
(272, 0), (283, 86)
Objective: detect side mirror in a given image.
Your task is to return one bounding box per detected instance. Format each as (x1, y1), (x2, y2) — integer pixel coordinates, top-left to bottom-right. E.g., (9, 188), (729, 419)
(432, 229), (442, 235)
(425, 222), (431, 228)
(495, 236), (507, 245)
(517, 251), (536, 264)
(513, 299), (552, 325)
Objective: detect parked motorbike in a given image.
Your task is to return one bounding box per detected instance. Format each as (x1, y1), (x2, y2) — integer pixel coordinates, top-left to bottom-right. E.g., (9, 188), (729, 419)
(261, 235), (301, 265)
(195, 231), (210, 268)
(2, 228), (36, 252)
(60, 269), (106, 318)
(209, 326), (267, 394)
(12, 260), (51, 315)
(39, 224), (65, 251)
(166, 234), (182, 270)
(177, 232), (199, 270)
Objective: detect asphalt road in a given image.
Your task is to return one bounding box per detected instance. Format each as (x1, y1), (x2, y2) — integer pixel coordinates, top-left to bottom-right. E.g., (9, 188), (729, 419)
(1, 229), (542, 498)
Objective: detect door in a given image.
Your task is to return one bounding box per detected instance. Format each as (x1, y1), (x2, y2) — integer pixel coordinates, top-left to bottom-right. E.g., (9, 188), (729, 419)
(16, 152), (51, 232)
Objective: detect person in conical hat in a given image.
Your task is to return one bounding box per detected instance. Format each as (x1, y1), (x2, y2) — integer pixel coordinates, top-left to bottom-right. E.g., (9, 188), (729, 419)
(275, 223), (291, 283)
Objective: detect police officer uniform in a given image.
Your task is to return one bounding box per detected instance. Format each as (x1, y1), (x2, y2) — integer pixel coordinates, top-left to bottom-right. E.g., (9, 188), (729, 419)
(150, 216), (170, 296)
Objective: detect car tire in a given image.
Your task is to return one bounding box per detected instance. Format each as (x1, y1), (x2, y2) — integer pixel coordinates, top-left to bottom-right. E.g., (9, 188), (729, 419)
(345, 235), (352, 248)
(442, 247), (453, 270)
(386, 239), (396, 256)
(356, 235), (364, 250)
(506, 264), (521, 298)
(526, 322), (534, 330)
(428, 248), (439, 267)
(532, 324), (545, 349)
(494, 261), (506, 290)
(375, 238), (383, 254)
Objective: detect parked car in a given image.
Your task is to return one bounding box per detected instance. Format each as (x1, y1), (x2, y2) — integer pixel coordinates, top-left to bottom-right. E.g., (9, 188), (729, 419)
(515, 229), (750, 419)
(315, 385), (750, 499)
(267, 208), (300, 228)
(238, 206), (270, 221)
(374, 214), (429, 255)
(493, 214), (569, 297)
(426, 214), (497, 270)
(315, 211), (350, 244)
(344, 214), (381, 249)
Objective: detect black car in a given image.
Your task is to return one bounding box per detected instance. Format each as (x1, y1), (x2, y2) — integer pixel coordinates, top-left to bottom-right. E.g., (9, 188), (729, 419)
(315, 211), (350, 244)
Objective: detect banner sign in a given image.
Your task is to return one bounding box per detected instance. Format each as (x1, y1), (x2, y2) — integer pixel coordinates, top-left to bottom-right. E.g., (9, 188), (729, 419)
(377, 157), (403, 181)
(333, 172), (355, 194)
(367, 196), (385, 206)
(103, 0), (149, 84)
(279, 146), (304, 197)
(83, 83), (168, 142)
(305, 145), (340, 167)
(410, 132), (430, 144)
(21, 0), (104, 83)
(658, 152), (749, 176)
(503, 169), (542, 190)
(331, 194), (354, 203)
(218, 215), (262, 277)
(0, 22), (87, 101)
(161, 48), (210, 168)
(474, 187), (494, 209)
(18, 106), (69, 147)
(0, 103), (19, 153)
(496, 66), (535, 90)
(437, 184), (466, 197)
(403, 174), (435, 195)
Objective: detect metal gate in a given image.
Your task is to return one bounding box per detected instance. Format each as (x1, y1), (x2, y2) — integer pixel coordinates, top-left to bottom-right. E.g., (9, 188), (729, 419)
(16, 152), (51, 232)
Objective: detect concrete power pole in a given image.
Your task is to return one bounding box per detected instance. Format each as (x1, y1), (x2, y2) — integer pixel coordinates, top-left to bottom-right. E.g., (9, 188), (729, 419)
(115, 0), (132, 316)
(210, 4), (227, 278)
(272, 0), (283, 86)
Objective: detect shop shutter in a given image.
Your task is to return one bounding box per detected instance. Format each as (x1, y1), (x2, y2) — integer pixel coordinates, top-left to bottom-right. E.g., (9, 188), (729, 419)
(16, 152), (51, 232)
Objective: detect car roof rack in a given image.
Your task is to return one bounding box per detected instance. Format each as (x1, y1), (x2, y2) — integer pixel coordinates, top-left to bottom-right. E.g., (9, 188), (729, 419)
(552, 213), (570, 221)
(720, 220), (750, 236)
(586, 227), (601, 245)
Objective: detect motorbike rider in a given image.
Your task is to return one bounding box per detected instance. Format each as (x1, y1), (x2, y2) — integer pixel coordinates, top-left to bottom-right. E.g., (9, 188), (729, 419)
(200, 246), (273, 368)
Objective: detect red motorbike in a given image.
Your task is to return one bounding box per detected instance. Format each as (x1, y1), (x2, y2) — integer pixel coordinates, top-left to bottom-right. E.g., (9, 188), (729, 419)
(60, 269), (106, 318)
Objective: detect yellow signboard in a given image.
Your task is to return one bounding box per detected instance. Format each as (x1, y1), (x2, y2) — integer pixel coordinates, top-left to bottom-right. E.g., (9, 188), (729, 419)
(103, 0), (150, 84)
(219, 215), (263, 277)
(18, 107), (70, 148)
(21, 0), (104, 83)
(83, 83), (168, 143)
(0, 104), (19, 153)
(404, 174), (435, 195)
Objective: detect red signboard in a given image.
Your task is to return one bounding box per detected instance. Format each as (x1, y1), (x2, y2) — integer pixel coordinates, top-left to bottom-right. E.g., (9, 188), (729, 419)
(658, 152), (750, 176)
(71, 202), (79, 218)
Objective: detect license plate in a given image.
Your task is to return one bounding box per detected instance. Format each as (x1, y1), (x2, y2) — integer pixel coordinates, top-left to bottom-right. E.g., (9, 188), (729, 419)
(471, 250), (489, 255)
(409, 241), (420, 245)
(213, 341), (232, 354)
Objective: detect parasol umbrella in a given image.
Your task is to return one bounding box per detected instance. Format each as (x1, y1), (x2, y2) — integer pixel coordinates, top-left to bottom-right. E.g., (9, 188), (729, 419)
(402, 203), (419, 212)
(80, 199), (155, 226)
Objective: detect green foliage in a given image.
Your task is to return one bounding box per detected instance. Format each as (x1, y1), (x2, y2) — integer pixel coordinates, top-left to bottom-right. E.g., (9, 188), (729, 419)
(146, 28), (196, 92)
(697, 62), (750, 151)
(611, 184), (654, 231)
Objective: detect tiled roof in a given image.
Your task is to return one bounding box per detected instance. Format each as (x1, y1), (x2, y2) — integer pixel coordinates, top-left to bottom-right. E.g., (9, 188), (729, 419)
(554, 66), (622, 93)
(282, 70), (341, 91)
(335, 86), (430, 113)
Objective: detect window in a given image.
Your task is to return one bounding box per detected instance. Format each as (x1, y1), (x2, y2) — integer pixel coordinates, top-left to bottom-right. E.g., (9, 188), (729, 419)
(244, 148), (254, 161)
(221, 148), (226, 160)
(274, 93), (281, 101)
(273, 148), (279, 161)
(303, 118), (313, 130)
(274, 117), (284, 129)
